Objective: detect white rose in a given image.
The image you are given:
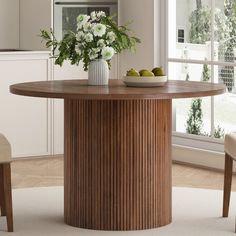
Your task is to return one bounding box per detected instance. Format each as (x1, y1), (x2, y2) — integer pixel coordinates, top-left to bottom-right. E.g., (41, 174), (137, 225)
(97, 39), (106, 48)
(85, 33), (93, 43)
(93, 23), (106, 37)
(101, 46), (115, 60)
(90, 11), (97, 21)
(75, 45), (82, 55)
(84, 22), (92, 32)
(76, 31), (84, 41)
(97, 11), (106, 19)
(89, 49), (98, 60)
(77, 14), (90, 29)
(107, 31), (116, 43)
(92, 48), (101, 54)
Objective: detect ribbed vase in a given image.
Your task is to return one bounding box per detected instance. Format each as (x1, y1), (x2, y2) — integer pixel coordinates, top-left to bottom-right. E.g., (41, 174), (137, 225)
(88, 59), (109, 85)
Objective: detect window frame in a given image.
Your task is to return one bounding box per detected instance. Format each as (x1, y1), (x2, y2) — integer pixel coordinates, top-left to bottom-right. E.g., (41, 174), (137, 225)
(162, 0), (236, 152)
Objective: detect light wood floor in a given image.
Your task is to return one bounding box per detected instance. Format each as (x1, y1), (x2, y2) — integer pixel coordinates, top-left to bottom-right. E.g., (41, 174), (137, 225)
(10, 156), (236, 191)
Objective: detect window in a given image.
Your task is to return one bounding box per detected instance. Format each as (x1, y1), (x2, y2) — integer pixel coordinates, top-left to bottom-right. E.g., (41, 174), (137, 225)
(166, 0), (236, 151)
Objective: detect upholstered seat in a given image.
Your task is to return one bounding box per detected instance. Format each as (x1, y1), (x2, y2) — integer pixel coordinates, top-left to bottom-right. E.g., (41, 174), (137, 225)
(0, 134), (13, 232)
(0, 134), (11, 163)
(225, 133), (236, 160)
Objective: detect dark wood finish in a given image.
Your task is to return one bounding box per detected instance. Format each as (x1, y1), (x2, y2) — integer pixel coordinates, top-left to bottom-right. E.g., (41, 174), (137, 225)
(223, 153), (233, 218)
(0, 163), (13, 232)
(64, 99), (172, 230)
(0, 164), (6, 216)
(9, 79), (225, 230)
(10, 79), (225, 100)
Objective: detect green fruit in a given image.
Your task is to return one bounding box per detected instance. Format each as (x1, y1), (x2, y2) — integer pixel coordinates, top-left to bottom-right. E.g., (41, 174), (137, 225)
(140, 70), (155, 77)
(152, 67), (165, 76)
(139, 69), (147, 75)
(126, 68), (140, 76)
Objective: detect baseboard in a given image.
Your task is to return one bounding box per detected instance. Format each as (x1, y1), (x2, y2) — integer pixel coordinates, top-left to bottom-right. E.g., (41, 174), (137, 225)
(12, 154), (63, 162)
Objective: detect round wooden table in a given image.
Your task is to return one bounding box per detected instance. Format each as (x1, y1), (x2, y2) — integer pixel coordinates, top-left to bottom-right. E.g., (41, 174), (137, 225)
(10, 79), (225, 230)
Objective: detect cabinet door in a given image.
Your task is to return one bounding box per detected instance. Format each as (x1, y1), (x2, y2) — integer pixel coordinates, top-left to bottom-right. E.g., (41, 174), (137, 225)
(52, 58), (118, 155)
(52, 62), (86, 155)
(0, 59), (50, 158)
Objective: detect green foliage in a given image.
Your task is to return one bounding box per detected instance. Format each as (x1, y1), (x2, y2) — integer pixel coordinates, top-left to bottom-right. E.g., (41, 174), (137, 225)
(40, 14), (140, 71)
(213, 125), (225, 139)
(224, 0), (236, 50)
(186, 98), (203, 135)
(202, 64), (210, 82)
(189, 6), (231, 44)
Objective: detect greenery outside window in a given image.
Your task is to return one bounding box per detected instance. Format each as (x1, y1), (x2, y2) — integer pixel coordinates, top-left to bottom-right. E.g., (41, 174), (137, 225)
(167, 0), (236, 151)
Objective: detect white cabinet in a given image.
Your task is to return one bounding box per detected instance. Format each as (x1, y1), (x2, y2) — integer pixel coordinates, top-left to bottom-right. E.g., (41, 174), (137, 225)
(52, 57), (119, 155)
(52, 62), (88, 155)
(0, 53), (51, 158)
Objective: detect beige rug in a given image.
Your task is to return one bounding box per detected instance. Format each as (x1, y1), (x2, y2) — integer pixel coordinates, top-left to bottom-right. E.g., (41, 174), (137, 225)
(0, 186), (235, 235)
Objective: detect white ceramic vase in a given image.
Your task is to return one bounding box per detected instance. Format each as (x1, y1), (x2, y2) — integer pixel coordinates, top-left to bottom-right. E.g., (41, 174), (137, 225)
(88, 59), (109, 85)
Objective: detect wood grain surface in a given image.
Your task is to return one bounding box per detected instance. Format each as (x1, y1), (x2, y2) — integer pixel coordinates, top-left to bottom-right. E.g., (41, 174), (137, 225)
(64, 99), (172, 230)
(10, 79), (225, 100)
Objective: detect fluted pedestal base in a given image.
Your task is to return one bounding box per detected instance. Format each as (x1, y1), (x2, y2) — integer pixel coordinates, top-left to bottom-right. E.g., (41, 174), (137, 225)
(64, 99), (172, 230)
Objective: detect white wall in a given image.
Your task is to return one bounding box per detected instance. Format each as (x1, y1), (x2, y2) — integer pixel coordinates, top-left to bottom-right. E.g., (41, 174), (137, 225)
(19, 0), (51, 50)
(0, 0), (19, 49)
(118, 0), (161, 77)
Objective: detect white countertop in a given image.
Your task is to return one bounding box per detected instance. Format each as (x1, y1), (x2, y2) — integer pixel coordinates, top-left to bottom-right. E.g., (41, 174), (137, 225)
(0, 50), (51, 60)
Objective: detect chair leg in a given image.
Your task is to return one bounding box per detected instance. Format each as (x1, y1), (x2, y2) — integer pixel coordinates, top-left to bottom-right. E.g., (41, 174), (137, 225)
(223, 153), (233, 217)
(0, 164), (6, 216)
(2, 163), (13, 232)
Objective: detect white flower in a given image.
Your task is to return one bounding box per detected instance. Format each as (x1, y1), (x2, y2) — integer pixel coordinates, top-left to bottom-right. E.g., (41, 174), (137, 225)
(101, 46), (115, 60)
(77, 14), (90, 29)
(85, 33), (93, 42)
(76, 31), (84, 41)
(107, 31), (116, 43)
(75, 45), (82, 55)
(97, 39), (106, 48)
(83, 22), (92, 32)
(88, 49), (98, 60)
(93, 23), (106, 37)
(90, 11), (97, 21)
(97, 11), (106, 19)
(90, 11), (106, 22)
(92, 48), (101, 54)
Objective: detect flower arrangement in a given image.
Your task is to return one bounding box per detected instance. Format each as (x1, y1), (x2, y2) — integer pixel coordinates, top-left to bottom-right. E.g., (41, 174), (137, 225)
(40, 11), (141, 71)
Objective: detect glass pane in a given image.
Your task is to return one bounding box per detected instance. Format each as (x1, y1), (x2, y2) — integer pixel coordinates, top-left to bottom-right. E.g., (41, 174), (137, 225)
(174, 97), (211, 136)
(214, 0), (236, 63)
(214, 66), (236, 138)
(62, 7), (111, 34)
(168, 0), (212, 60)
(169, 62), (212, 136)
(168, 62), (211, 82)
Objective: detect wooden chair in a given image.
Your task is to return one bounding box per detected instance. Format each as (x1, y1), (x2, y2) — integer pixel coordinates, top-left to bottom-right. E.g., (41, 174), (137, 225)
(223, 133), (236, 228)
(0, 134), (13, 232)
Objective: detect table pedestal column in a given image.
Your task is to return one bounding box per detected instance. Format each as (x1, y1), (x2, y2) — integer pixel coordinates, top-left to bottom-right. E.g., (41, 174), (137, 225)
(64, 99), (172, 230)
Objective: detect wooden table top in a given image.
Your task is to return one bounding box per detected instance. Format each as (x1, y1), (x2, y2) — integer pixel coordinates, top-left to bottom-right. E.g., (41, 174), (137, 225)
(10, 79), (225, 100)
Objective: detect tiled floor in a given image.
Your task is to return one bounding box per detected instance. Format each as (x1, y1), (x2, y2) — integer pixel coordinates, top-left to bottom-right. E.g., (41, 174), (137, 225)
(11, 156), (236, 191)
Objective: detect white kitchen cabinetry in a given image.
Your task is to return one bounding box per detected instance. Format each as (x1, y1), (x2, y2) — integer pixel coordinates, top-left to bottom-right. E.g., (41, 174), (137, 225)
(52, 56), (119, 155)
(0, 52), (51, 158)
(52, 62), (88, 154)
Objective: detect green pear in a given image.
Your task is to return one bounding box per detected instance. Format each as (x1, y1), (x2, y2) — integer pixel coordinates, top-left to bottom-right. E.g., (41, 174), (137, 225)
(139, 69), (147, 75)
(126, 68), (140, 76)
(152, 67), (165, 76)
(140, 70), (155, 77)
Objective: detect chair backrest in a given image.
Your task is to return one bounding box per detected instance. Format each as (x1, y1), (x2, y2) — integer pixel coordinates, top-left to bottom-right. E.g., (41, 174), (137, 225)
(0, 134), (11, 163)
